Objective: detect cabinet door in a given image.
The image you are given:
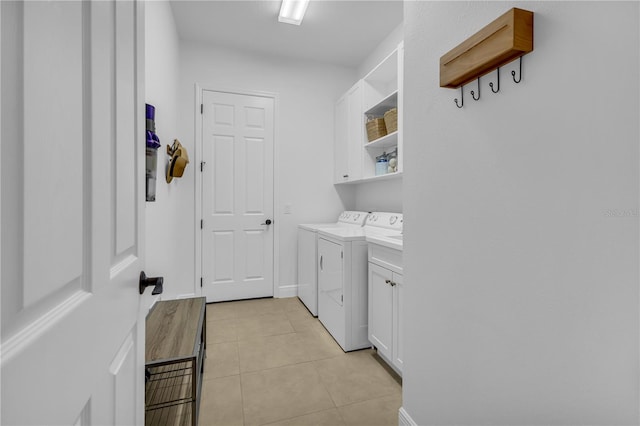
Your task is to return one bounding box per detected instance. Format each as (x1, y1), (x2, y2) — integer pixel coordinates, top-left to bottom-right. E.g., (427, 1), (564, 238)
(334, 82), (363, 183)
(392, 272), (404, 372)
(346, 82), (363, 180)
(368, 263), (393, 361)
(334, 94), (349, 182)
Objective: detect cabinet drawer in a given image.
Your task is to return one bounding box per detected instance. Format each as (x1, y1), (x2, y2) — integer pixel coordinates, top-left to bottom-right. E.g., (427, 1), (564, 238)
(368, 244), (402, 273)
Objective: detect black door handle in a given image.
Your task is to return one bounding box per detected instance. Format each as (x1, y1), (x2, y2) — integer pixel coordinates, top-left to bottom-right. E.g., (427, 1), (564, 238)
(139, 271), (164, 295)
(261, 219), (272, 226)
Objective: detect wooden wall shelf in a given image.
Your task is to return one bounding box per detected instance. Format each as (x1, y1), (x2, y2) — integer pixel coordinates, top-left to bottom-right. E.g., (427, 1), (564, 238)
(440, 8), (533, 89)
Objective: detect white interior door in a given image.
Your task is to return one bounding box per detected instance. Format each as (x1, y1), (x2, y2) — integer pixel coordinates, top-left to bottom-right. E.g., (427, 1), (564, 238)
(1, 1), (147, 424)
(201, 90), (274, 302)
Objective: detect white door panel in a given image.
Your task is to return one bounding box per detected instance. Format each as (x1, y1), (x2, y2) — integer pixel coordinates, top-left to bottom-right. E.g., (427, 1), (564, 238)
(1, 1), (146, 424)
(318, 238), (344, 306)
(201, 90), (274, 302)
(317, 237), (345, 347)
(334, 95), (348, 182)
(368, 263), (393, 360)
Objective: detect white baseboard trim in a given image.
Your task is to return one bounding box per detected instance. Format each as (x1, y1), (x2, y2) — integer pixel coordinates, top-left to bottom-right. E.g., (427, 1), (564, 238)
(176, 293), (196, 299)
(277, 285), (298, 298)
(399, 407), (418, 426)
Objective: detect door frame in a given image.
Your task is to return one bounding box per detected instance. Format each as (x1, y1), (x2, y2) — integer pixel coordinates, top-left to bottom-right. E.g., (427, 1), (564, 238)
(194, 84), (280, 300)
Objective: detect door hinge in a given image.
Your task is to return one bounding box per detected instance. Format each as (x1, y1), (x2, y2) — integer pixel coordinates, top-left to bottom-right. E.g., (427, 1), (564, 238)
(200, 277), (203, 287)
(341, 295), (344, 303)
(341, 251), (343, 259)
(200, 104), (203, 114)
(200, 161), (205, 172)
(200, 219), (203, 229)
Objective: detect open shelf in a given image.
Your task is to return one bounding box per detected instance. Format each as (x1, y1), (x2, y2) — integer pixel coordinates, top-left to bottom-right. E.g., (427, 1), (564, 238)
(334, 171), (402, 185)
(364, 91), (398, 117)
(363, 48), (399, 112)
(145, 361), (195, 426)
(440, 8), (533, 88)
(365, 131), (398, 150)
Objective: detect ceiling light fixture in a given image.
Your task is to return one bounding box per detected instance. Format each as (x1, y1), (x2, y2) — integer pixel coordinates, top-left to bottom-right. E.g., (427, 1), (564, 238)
(278, 0), (310, 25)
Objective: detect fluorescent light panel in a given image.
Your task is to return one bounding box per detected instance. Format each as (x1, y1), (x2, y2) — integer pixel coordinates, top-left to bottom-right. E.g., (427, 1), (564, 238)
(278, 0), (310, 25)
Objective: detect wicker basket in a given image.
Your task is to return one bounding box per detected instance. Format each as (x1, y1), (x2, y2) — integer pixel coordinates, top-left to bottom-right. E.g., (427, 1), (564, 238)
(383, 108), (398, 133)
(366, 117), (387, 142)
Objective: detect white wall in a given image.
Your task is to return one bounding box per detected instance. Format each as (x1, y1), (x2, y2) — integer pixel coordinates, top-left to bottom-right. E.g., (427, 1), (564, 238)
(354, 179), (402, 213)
(357, 23), (403, 80)
(145, 2), (192, 300)
(402, 2), (639, 425)
(354, 23), (404, 214)
(177, 42), (356, 296)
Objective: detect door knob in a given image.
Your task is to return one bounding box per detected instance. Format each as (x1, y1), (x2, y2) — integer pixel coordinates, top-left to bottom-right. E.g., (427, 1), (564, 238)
(139, 271), (164, 295)
(261, 219), (272, 226)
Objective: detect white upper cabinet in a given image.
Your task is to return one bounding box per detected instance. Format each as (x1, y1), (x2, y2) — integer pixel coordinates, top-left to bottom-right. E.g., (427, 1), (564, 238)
(334, 81), (363, 183)
(335, 41), (404, 184)
(334, 94), (349, 182)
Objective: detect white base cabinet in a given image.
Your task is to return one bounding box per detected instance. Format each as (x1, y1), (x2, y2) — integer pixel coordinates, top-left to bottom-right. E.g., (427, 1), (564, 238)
(368, 243), (403, 375)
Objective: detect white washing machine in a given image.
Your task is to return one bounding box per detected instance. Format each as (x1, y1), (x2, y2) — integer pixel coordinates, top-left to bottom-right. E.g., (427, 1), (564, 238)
(297, 211), (369, 316)
(317, 212), (403, 352)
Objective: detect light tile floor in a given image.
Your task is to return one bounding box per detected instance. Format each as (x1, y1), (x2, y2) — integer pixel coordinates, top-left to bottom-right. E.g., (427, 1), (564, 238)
(199, 297), (402, 426)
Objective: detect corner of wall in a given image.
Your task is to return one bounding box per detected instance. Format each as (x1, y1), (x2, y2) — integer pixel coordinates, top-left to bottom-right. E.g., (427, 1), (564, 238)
(144, 1), (196, 301)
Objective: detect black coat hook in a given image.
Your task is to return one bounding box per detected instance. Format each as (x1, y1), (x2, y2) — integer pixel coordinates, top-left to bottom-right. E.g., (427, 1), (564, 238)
(471, 77), (481, 101)
(454, 86), (464, 108)
(512, 56), (523, 83)
(489, 67), (500, 93)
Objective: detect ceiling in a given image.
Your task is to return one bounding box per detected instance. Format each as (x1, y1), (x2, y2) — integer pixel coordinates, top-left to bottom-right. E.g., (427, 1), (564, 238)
(169, 1), (403, 68)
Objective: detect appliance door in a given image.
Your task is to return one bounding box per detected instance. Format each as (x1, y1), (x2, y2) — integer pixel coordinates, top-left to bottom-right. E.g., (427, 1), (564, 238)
(318, 237), (346, 349)
(297, 227), (318, 316)
(318, 238), (344, 306)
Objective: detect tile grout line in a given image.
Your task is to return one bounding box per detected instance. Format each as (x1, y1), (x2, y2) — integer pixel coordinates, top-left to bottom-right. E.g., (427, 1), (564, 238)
(238, 370), (246, 426)
(309, 355), (342, 411)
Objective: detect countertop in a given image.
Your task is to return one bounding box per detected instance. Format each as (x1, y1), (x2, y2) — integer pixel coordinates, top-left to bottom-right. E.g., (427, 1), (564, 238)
(366, 234), (403, 251)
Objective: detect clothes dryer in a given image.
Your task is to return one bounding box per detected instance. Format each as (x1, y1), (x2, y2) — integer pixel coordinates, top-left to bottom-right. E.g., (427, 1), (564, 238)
(297, 211), (368, 316)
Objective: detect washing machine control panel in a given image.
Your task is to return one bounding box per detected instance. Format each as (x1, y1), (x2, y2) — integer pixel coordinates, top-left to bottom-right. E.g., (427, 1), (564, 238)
(365, 212), (403, 232)
(338, 211), (368, 226)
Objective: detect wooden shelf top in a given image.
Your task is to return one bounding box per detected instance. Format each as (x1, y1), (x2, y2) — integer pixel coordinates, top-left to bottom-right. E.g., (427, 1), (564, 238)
(146, 297), (206, 363)
(440, 8), (533, 88)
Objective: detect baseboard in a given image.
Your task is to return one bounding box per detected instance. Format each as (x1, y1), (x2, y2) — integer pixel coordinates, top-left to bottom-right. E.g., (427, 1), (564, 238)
(176, 293), (196, 299)
(277, 285), (298, 298)
(398, 407), (418, 426)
